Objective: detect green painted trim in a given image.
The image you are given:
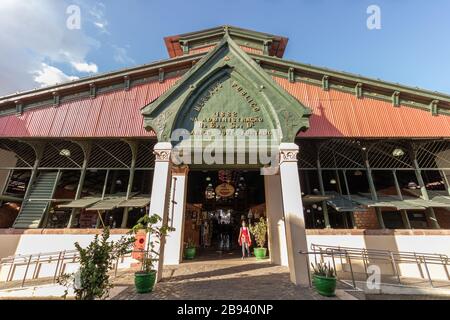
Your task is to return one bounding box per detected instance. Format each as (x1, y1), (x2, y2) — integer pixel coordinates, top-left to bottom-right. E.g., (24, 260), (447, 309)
(430, 100), (439, 116)
(392, 91), (400, 107)
(250, 53), (450, 106)
(355, 83), (363, 99)
(322, 75), (329, 91)
(124, 76), (131, 91)
(0, 53), (204, 106)
(174, 25), (281, 45)
(0, 72), (186, 117)
(52, 92), (60, 107)
(142, 34), (310, 143)
(170, 25), (287, 59)
(15, 101), (23, 116)
(288, 67), (295, 83)
(268, 68), (450, 116)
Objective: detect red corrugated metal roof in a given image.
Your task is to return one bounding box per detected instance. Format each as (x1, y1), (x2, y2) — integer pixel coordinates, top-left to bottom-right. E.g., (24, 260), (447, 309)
(273, 76), (450, 138)
(1, 73), (449, 139)
(0, 77), (179, 138)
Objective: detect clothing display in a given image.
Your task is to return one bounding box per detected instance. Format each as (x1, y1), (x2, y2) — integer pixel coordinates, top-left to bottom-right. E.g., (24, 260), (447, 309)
(184, 203), (266, 255)
(201, 221), (211, 247)
(218, 233), (230, 250)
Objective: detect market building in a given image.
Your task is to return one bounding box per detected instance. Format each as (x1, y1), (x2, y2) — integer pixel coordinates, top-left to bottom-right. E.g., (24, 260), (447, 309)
(0, 26), (450, 286)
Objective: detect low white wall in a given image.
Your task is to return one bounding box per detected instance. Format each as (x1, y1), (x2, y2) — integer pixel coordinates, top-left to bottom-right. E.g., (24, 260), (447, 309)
(306, 234), (450, 281)
(0, 233), (135, 282)
(13, 233), (130, 255)
(1, 231), (449, 282)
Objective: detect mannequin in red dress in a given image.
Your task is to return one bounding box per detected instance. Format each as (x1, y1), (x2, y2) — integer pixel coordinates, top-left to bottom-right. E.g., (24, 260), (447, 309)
(238, 220), (252, 259)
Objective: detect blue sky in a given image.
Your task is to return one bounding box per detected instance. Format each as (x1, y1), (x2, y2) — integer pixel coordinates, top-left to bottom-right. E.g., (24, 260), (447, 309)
(1, 0), (449, 95)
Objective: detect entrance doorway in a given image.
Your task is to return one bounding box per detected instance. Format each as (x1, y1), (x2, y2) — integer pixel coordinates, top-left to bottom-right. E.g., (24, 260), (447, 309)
(184, 170), (266, 260)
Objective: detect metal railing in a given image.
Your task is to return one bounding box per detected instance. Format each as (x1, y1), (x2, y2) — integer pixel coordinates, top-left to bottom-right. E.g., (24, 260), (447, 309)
(0, 249), (139, 288)
(300, 244), (450, 289)
(0, 250), (79, 287)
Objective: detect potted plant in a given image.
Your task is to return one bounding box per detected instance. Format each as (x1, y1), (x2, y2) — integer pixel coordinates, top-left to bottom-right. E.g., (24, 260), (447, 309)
(311, 261), (337, 297)
(130, 214), (174, 294)
(58, 227), (133, 300)
(184, 238), (196, 260)
(248, 217), (268, 260)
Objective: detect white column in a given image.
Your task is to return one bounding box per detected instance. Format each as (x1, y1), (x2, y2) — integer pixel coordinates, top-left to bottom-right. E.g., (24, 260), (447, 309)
(148, 142), (172, 281)
(279, 143), (309, 286)
(163, 165), (189, 265)
(264, 174), (288, 266)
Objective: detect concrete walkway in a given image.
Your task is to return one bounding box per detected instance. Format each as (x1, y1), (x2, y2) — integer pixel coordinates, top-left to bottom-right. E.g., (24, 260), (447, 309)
(111, 258), (339, 300)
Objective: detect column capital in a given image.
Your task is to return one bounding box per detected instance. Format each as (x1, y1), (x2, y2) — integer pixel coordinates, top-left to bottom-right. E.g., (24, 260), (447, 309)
(279, 143), (299, 164)
(171, 165), (189, 176)
(153, 142), (172, 162)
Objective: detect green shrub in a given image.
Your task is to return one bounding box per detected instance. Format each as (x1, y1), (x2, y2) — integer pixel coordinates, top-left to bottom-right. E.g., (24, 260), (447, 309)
(58, 227), (134, 300)
(130, 214), (175, 273)
(311, 261), (336, 278)
(248, 217), (268, 248)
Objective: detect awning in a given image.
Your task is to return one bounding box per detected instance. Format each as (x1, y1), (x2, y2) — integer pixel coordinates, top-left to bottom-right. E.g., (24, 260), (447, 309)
(302, 195), (331, 205)
(85, 197), (127, 211)
(354, 194), (450, 210)
(404, 198), (450, 208)
(326, 194), (367, 212)
(352, 195), (425, 210)
(403, 189), (448, 199)
(431, 196), (450, 205)
(117, 195), (150, 208)
(58, 197), (102, 209)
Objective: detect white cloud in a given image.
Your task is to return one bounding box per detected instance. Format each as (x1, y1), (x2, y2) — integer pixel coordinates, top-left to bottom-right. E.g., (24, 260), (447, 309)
(89, 2), (109, 34)
(94, 22), (106, 29)
(0, 0), (99, 95)
(33, 63), (79, 87)
(113, 45), (136, 65)
(71, 61), (98, 73)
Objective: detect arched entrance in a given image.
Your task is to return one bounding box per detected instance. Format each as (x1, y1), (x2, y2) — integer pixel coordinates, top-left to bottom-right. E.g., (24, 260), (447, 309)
(184, 169), (265, 261)
(142, 33), (311, 286)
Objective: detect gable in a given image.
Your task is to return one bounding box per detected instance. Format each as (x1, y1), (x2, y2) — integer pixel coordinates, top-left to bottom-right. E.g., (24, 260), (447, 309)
(141, 34), (310, 144)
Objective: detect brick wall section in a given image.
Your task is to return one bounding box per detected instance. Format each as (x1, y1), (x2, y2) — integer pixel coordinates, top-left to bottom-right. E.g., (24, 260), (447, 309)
(0, 203), (19, 228)
(353, 208), (380, 229)
(435, 208), (450, 229)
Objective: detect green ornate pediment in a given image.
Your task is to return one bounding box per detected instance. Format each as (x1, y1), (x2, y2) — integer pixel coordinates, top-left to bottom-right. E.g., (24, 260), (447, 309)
(141, 34), (310, 144)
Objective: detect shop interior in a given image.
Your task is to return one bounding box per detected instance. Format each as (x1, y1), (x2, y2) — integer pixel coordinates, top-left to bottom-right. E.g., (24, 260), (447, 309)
(184, 170), (266, 259)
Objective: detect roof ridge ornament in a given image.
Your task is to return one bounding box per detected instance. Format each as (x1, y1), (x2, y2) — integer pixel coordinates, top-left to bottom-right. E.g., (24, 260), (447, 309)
(223, 25), (230, 36)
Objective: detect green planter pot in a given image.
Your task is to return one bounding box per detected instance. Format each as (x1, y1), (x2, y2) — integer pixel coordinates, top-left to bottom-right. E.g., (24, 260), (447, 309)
(253, 247), (267, 260)
(134, 271), (156, 294)
(313, 275), (337, 297)
(184, 247), (196, 260)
